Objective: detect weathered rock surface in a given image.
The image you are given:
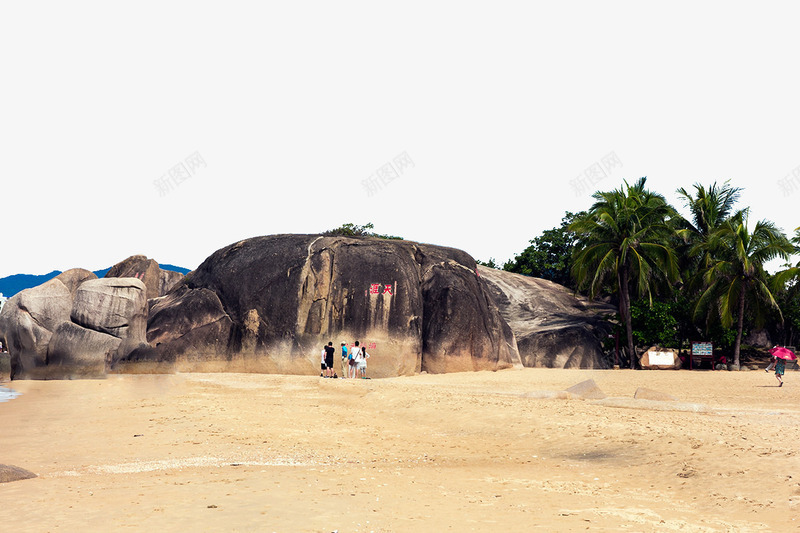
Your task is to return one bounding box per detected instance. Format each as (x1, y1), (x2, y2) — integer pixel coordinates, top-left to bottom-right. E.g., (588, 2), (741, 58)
(46, 321), (121, 378)
(123, 286), (234, 368)
(122, 235), (521, 376)
(105, 255), (184, 300)
(0, 464), (37, 483)
(477, 266), (614, 368)
(55, 268), (97, 297)
(1, 274), (149, 379)
(72, 278), (147, 341)
(0, 278), (73, 379)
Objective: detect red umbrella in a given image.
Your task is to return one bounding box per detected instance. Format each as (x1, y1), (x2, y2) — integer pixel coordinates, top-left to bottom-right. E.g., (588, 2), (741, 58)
(770, 346), (797, 360)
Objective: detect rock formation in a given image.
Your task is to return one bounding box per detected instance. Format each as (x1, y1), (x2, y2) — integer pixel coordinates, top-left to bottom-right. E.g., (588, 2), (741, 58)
(0, 277), (73, 379)
(477, 266), (614, 368)
(122, 235), (521, 377)
(0, 272), (149, 379)
(1, 238), (620, 378)
(105, 255), (184, 300)
(45, 278), (149, 378)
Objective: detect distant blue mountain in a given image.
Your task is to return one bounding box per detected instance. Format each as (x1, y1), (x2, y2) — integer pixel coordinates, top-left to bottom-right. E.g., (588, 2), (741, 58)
(0, 264), (191, 298)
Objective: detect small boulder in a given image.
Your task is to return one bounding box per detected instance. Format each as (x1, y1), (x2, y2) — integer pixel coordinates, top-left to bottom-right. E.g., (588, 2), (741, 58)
(0, 464), (37, 483)
(639, 347), (681, 370)
(565, 379), (607, 399)
(634, 387), (678, 402)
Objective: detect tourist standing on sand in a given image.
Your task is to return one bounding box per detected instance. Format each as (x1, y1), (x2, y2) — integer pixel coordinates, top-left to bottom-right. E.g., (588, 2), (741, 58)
(349, 341), (360, 378)
(320, 345), (327, 377)
(324, 341), (336, 378)
(340, 342), (349, 379)
(775, 357), (785, 387)
(357, 346), (370, 379)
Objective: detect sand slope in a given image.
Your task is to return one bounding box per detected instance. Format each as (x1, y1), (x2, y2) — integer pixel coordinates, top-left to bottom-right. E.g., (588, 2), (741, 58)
(1, 368), (798, 532)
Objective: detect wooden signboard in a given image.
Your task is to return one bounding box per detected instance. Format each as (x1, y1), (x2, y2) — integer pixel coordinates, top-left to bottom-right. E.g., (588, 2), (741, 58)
(690, 342), (714, 370)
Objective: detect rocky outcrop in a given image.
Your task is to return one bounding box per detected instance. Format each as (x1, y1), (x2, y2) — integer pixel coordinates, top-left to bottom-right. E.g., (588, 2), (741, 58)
(105, 255), (184, 300)
(0, 278), (73, 379)
(122, 235), (521, 377)
(124, 285), (234, 368)
(1, 274), (149, 379)
(477, 266), (614, 368)
(47, 278), (149, 377)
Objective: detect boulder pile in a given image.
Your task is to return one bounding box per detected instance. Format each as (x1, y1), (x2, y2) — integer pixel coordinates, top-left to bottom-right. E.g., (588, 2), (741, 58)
(0, 259), (182, 379)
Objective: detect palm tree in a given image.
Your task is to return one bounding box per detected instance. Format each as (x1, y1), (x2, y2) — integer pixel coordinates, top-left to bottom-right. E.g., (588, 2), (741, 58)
(772, 227), (800, 289)
(676, 181), (745, 281)
(570, 177), (681, 368)
(694, 213), (794, 368)
(676, 181), (743, 238)
(771, 227), (800, 345)
(673, 181), (745, 351)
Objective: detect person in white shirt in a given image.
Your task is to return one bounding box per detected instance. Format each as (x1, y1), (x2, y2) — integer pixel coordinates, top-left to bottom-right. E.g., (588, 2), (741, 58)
(357, 346), (370, 379)
(349, 341), (360, 378)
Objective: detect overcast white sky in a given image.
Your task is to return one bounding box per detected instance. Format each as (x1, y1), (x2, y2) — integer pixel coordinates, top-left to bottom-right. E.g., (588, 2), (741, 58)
(2, 1), (799, 279)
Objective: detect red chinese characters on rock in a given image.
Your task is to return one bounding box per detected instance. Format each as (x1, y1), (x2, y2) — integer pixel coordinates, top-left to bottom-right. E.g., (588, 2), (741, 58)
(367, 283), (395, 296)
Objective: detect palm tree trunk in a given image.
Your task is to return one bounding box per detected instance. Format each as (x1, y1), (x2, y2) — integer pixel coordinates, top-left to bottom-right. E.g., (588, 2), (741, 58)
(618, 266), (636, 369)
(733, 283), (746, 368)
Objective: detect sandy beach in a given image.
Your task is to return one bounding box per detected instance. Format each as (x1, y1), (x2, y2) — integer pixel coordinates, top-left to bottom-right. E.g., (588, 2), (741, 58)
(1, 367), (798, 532)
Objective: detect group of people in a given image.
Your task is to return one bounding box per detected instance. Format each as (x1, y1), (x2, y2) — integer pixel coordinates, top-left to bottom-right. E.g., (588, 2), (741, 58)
(320, 340), (370, 379)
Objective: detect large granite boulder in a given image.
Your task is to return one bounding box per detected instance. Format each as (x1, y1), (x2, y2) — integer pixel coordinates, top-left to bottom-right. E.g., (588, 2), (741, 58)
(122, 235), (521, 376)
(0, 278), (73, 379)
(68, 278), (148, 362)
(477, 266), (614, 368)
(55, 268), (98, 297)
(105, 255), (184, 300)
(1, 276), (149, 379)
(122, 286), (234, 370)
(46, 321), (121, 378)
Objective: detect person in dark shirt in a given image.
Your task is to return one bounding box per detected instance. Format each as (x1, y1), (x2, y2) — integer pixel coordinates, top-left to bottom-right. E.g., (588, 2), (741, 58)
(324, 341), (336, 378)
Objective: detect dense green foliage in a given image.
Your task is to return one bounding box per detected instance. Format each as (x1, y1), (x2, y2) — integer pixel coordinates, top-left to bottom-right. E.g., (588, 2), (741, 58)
(501, 179), (799, 367)
(630, 299), (678, 348)
(323, 223), (403, 240)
